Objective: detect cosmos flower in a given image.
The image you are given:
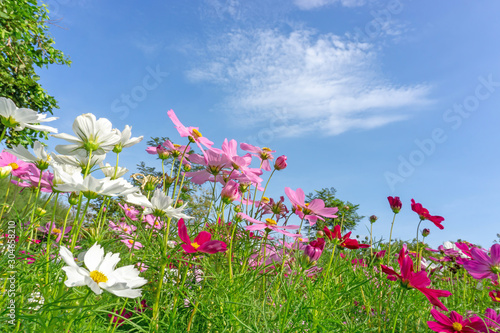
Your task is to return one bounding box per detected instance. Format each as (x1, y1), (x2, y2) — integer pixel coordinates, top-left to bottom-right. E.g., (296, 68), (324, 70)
(285, 187), (338, 226)
(237, 213), (300, 238)
(462, 243), (500, 282)
(239, 143), (275, 171)
(59, 243), (147, 298)
(381, 245), (451, 311)
(53, 113), (121, 155)
(8, 141), (51, 170)
(54, 174), (137, 199)
(100, 162), (128, 179)
(178, 219), (227, 254)
(427, 309), (483, 333)
(0, 150), (31, 177)
(387, 196), (402, 214)
(38, 222), (71, 243)
(322, 225), (370, 250)
(167, 109), (214, 157)
(304, 238), (325, 262)
(411, 199), (445, 230)
(132, 189), (193, 220)
(112, 125), (143, 153)
(0, 97), (58, 133)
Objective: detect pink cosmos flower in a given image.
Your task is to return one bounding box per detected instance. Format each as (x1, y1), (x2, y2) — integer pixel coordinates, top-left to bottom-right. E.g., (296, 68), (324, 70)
(118, 203), (139, 221)
(387, 196), (402, 214)
(178, 219), (227, 254)
(285, 187), (338, 226)
(411, 199), (445, 230)
(427, 309), (483, 333)
(237, 213), (300, 238)
(323, 225), (370, 250)
(167, 110), (214, 158)
(38, 222), (71, 243)
(13, 164), (53, 192)
(381, 245), (452, 311)
(144, 214), (164, 230)
(239, 143), (275, 171)
(260, 196), (289, 221)
(462, 243), (500, 282)
(109, 221), (136, 235)
(184, 149), (229, 184)
(120, 237), (143, 250)
(0, 151), (31, 177)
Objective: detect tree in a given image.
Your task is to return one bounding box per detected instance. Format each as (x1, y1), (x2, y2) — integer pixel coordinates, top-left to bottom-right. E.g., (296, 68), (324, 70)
(0, 0), (71, 146)
(305, 187), (363, 233)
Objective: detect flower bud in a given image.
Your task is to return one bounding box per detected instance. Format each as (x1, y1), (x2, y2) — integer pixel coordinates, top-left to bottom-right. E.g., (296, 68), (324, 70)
(274, 155), (287, 170)
(183, 164), (191, 172)
(0, 166), (12, 179)
(68, 192), (79, 206)
(36, 207), (47, 217)
(221, 181), (240, 204)
(369, 215), (378, 223)
(422, 228), (430, 237)
(317, 231), (324, 237)
(234, 205), (242, 213)
(304, 238), (325, 262)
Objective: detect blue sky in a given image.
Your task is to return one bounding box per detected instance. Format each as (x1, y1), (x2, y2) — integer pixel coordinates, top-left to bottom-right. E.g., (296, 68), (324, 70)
(38, 0), (500, 248)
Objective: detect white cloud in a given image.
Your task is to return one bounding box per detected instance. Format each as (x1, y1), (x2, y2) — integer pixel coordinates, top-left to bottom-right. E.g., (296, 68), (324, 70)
(187, 29), (431, 137)
(294, 0), (365, 10)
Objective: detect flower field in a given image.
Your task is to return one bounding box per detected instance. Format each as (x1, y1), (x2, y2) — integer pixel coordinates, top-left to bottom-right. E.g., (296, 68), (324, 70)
(0, 96), (499, 332)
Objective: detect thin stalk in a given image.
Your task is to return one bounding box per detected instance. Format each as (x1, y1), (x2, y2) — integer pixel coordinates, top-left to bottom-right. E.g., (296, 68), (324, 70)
(387, 213), (397, 266)
(0, 174), (12, 221)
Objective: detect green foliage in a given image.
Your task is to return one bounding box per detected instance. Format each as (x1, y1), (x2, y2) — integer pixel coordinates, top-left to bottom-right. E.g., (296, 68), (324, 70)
(305, 187), (364, 233)
(0, 0), (71, 146)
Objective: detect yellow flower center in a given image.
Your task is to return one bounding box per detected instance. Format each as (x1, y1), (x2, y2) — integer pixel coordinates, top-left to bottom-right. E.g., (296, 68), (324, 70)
(262, 147), (272, 152)
(191, 129), (202, 139)
(128, 239), (134, 244)
(173, 144), (181, 148)
(51, 228), (61, 234)
(261, 197), (270, 203)
(452, 322), (463, 331)
(495, 296), (500, 302)
(8, 162), (19, 170)
(265, 218), (277, 226)
(89, 270), (108, 283)
(191, 242), (200, 249)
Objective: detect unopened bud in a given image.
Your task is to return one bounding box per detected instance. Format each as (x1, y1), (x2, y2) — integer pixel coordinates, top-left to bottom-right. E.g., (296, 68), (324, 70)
(422, 228), (430, 237)
(369, 215), (378, 223)
(274, 155), (287, 170)
(36, 207), (47, 217)
(68, 192), (79, 206)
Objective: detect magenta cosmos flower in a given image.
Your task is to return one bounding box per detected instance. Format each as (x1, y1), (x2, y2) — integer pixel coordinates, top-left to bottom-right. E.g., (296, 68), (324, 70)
(387, 196), (402, 214)
(481, 308), (500, 332)
(285, 187), (338, 226)
(304, 238), (325, 262)
(411, 199), (445, 229)
(462, 243), (500, 282)
(238, 213), (300, 238)
(323, 225), (369, 250)
(178, 219), (227, 254)
(184, 149), (229, 184)
(427, 309), (483, 333)
(381, 245), (451, 311)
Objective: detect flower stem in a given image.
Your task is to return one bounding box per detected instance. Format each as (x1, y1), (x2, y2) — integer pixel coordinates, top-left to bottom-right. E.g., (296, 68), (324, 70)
(387, 213), (397, 266)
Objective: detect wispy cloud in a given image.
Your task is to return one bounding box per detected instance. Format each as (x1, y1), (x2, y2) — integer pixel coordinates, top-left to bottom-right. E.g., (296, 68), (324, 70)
(187, 29), (431, 137)
(294, 0), (365, 10)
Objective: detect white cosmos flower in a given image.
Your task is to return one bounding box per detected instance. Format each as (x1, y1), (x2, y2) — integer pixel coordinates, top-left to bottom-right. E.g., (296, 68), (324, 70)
(51, 163), (82, 186)
(52, 113), (120, 156)
(100, 162), (128, 179)
(8, 141), (51, 170)
(0, 97), (58, 133)
(51, 151), (106, 174)
(113, 125), (143, 153)
(130, 189), (193, 219)
(59, 243), (147, 298)
(55, 174), (138, 199)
